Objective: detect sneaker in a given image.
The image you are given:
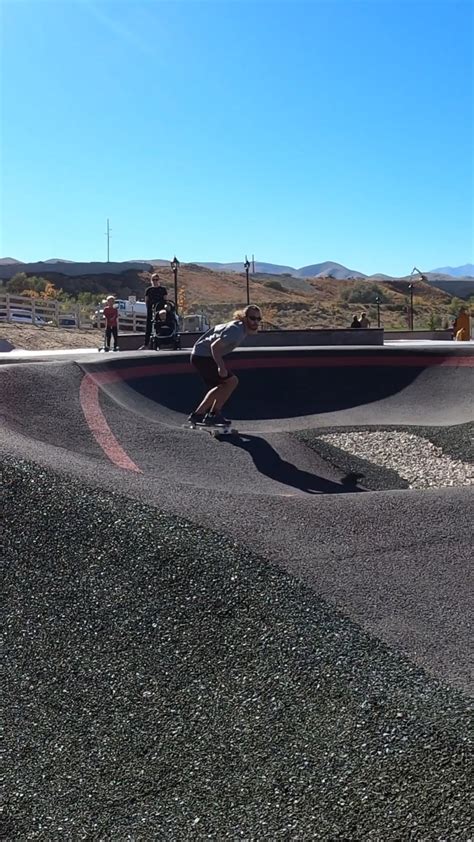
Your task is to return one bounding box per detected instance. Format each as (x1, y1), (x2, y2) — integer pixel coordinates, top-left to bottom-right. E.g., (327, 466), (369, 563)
(113, 346), (119, 352)
(187, 411), (205, 426)
(207, 412), (232, 427)
(104, 347), (110, 352)
(201, 412), (216, 426)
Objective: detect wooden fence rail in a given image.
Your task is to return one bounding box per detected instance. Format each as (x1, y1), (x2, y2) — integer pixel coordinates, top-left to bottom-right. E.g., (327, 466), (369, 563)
(0, 293), (147, 332)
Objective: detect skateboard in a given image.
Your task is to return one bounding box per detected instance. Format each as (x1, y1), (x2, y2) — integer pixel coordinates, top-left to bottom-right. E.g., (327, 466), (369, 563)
(185, 421), (238, 437)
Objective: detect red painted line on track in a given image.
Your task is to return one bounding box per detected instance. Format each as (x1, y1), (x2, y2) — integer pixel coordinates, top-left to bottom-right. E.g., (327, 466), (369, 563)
(79, 373), (141, 473)
(78, 351), (472, 469)
(85, 354), (474, 385)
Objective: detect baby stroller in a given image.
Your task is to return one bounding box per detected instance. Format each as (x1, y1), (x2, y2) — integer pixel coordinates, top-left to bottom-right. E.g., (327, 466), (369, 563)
(150, 301), (181, 351)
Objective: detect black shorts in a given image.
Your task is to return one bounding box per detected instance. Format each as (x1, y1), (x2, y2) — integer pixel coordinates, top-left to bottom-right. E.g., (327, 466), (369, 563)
(191, 355), (232, 388)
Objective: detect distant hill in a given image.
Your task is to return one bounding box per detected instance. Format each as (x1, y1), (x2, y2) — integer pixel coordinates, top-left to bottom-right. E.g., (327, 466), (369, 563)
(43, 258), (76, 264)
(1, 257), (472, 288)
(2, 259), (470, 330)
(197, 260), (366, 279)
(297, 261), (366, 279)
(430, 264), (474, 277)
(252, 273), (316, 294)
(424, 278), (474, 299)
(0, 261), (153, 280)
(197, 261), (297, 275)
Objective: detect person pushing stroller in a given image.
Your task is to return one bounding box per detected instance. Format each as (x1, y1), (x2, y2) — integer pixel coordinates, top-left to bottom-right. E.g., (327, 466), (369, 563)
(140, 273), (168, 349)
(187, 305), (262, 428)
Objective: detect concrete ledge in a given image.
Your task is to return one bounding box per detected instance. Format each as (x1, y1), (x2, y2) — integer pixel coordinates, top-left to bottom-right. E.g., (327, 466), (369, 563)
(117, 328), (384, 350)
(385, 330), (453, 341)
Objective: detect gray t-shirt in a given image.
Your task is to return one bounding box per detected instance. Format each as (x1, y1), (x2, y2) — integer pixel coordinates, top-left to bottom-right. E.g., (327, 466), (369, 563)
(191, 320), (247, 358)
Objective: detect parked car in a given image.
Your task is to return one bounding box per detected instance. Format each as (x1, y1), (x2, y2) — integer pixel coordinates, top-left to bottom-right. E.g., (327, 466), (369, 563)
(58, 315), (77, 327)
(180, 314), (210, 333)
(0, 309), (48, 325)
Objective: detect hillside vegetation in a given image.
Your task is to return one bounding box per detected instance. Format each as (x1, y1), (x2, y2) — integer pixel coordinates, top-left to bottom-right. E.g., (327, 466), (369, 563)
(2, 264), (473, 332)
(154, 265), (471, 330)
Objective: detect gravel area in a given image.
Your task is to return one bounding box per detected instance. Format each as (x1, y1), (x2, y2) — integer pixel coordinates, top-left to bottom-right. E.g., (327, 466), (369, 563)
(3, 457), (473, 841)
(295, 423), (474, 492)
(318, 431), (473, 489)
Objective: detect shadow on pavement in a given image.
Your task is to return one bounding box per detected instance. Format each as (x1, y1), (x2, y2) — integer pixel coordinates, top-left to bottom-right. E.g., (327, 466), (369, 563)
(216, 433), (366, 494)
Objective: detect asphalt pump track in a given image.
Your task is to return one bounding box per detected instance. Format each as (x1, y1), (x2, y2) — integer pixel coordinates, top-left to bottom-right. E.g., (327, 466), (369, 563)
(2, 344), (473, 839)
(2, 344), (473, 689)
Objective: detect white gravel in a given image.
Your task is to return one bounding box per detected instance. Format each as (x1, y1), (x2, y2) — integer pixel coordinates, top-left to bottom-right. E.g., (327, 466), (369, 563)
(317, 431), (474, 490)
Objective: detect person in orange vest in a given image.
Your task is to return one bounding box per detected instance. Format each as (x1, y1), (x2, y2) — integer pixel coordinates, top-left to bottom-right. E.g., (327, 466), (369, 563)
(452, 308), (470, 341)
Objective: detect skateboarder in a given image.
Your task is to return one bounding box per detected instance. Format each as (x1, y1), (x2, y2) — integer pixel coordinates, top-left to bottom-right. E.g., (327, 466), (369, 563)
(102, 296), (119, 351)
(187, 305), (262, 428)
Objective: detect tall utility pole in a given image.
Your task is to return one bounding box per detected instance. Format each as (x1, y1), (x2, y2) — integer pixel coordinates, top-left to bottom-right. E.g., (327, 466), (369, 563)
(252, 254), (255, 274)
(105, 219), (111, 262)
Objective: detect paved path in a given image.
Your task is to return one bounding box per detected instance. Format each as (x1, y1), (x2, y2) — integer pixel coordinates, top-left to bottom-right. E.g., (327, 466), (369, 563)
(1, 345), (473, 692)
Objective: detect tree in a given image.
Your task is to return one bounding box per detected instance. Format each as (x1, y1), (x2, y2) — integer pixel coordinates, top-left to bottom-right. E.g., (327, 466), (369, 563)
(264, 280), (286, 292)
(177, 286), (189, 314)
(44, 282), (61, 299)
(6, 272), (30, 293)
(340, 282), (388, 304)
(76, 292), (100, 306)
(6, 273), (48, 294)
(448, 297), (465, 315)
(428, 312), (441, 330)
(20, 288), (41, 299)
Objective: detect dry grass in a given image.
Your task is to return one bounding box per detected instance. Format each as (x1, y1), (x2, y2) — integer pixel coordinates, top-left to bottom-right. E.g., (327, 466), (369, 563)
(0, 324), (103, 351)
(157, 266), (454, 330)
(0, 264), (462, 349)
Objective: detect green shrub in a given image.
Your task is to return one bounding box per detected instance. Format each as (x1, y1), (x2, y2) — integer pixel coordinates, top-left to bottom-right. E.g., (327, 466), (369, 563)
(340, 283), (388, 304)
(263, 280), (286, 292)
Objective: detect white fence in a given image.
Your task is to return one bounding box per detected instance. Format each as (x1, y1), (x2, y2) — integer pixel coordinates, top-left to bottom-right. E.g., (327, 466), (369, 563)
(0, 293), (212, 334)
(0, 293), (92, 328)
(0, 293), (147, 332)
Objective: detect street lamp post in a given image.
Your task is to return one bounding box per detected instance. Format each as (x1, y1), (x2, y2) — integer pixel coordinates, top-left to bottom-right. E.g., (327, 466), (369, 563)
(408, 283), (414, 330)
(375, 296), (381, 328)
(171, 256), (180, 311)
(244, 256), (250, 305)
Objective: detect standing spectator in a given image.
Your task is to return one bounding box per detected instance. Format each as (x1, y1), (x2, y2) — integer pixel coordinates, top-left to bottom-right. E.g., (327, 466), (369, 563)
(359, 312), (370, 328)
(350, 315), (360, 328)
(452, 308), (470, 342)
(103, 296), (119, 351)
(140, 273), (168, 349)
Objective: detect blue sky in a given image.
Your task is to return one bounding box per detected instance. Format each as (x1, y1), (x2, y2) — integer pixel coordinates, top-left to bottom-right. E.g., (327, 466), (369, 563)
(1, 0), (472, 275)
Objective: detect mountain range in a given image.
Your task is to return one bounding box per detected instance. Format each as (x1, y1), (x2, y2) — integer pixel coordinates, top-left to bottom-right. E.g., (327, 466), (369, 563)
(0, 257), (472, 281)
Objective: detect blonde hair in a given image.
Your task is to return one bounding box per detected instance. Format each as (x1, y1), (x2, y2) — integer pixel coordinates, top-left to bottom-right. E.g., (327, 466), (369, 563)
(233, 304), (262, 320)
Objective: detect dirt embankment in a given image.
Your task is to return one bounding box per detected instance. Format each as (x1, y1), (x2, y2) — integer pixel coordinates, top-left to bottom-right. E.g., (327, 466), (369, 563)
(0, 324), (104, 351)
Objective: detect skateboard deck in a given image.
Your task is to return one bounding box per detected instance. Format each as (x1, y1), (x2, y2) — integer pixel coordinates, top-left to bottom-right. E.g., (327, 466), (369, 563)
(185, 421), (238, 437)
